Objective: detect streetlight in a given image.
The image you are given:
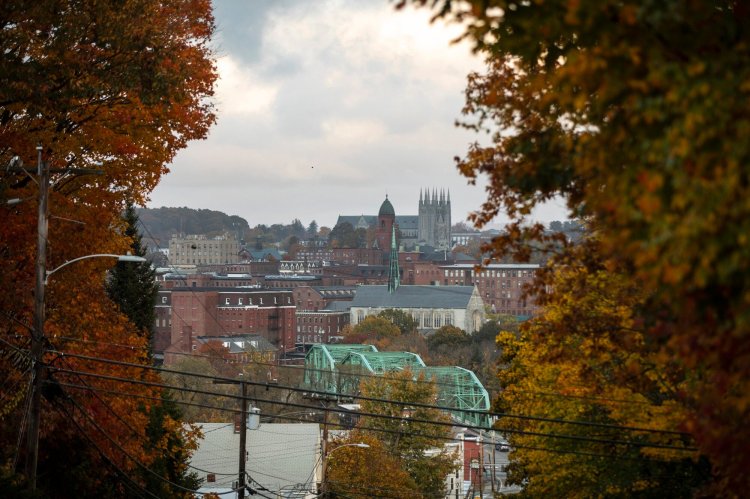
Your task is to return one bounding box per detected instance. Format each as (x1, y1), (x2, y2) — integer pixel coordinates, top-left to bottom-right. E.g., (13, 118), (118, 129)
(319, 443), (370, 497)
(46, 253), (146, 283)
(7, 145), (121, 491)
(26, 249), (146, 490)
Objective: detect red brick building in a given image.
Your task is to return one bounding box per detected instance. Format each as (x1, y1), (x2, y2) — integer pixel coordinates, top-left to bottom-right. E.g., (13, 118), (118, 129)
(156, 287), (296, 364)
(295, 310), (349, 344)
(291, 285), (355, 312)
(440, 263), (541, 317)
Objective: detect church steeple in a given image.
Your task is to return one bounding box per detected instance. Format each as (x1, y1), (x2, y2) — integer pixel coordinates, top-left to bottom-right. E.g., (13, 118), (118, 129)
(387, 224), (400, 293)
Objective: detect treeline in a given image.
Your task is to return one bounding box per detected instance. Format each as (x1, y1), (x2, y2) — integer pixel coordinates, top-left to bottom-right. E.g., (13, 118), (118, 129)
(138, 207), (326, 250)
(138, 207), (249, 248)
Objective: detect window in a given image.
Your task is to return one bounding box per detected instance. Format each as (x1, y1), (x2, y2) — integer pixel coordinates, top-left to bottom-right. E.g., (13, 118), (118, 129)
(238, 298), (243, 305)
(161, 296), (167, 304)
(225, 298), (230, 305)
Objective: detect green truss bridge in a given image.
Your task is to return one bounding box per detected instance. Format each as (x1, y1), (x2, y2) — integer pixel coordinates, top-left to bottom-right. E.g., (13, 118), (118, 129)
(302, 344), (491, 428)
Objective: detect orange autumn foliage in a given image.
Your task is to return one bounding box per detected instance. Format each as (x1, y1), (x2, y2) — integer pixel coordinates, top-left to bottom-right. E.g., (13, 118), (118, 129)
(0, 0), (216, 495)
(406, 0), (750, 494)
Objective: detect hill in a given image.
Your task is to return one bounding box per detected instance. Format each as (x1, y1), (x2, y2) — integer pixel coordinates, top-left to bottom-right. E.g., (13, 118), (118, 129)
(137, 206), (249, 248)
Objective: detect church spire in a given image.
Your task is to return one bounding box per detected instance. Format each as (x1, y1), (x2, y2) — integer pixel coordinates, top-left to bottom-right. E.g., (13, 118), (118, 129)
(387, 224), (400, 293)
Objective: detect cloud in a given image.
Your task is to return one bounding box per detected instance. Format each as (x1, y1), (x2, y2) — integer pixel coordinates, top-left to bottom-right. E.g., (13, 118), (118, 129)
(149, 1), (569, 228)
(214, 56), (278, 116)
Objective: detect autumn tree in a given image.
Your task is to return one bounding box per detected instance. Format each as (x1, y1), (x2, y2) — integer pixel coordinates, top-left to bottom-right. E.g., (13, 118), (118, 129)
(357, 370), (455, 497)
(160, 355), (235, 423)
(325, 433), (418, 498)
(346, 316), (401, 347)
(0, 0), (216, 493)
(408, 0), (750, 494)
(495, 249), (709, 496)
(377, 308), (419, 335)
(426, 325), (471, 366)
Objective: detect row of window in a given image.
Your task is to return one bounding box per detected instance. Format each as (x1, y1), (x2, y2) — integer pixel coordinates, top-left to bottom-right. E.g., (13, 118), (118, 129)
(444, 269), (534, 278)
(298, 315), (342, 324)
(297, 334), (323, 343)
(355, 310), (454, 328)
(296, 325), (340, 333)
(222, 296), (292, 306)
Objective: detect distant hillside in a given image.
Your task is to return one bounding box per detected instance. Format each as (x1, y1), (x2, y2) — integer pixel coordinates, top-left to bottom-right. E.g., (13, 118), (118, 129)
(137, 207), (249, 249)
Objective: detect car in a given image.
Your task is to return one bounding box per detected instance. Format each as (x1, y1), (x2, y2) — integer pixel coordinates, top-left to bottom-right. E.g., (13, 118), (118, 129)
(496, 440), (511, 452)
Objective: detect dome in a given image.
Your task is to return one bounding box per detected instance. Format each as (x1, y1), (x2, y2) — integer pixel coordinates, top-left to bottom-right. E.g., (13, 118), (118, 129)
(378, 196), (395, 217)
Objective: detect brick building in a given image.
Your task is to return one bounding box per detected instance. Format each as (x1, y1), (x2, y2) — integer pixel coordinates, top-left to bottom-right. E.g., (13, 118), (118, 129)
(295, 310), (349, 345)
(439, 263), (540, 317)
(156, 287), (296, 364)
(291, 285), (356, 312)
(169, 233), (241, 265)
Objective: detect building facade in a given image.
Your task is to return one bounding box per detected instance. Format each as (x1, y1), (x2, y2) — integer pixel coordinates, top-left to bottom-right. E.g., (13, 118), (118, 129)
(169, 233), (240, 265)
(440, 263), (540, 317)
(349, 285), (485, 333)
(157, 287), (297, 364)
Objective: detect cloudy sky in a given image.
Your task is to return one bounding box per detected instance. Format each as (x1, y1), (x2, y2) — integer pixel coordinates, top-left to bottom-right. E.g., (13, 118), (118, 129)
(147, 0), (566, 229)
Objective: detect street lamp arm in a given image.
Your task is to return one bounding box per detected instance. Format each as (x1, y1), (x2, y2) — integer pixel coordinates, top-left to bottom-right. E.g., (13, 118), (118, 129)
(46, 253), (146, 283)
(327, 443), (370, 456)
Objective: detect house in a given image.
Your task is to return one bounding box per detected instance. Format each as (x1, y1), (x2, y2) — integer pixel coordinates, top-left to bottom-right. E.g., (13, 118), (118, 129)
(191, 422), (321, 498)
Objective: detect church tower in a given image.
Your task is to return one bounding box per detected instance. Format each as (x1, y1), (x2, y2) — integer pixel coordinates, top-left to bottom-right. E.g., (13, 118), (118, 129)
(418, 188), (451, 249)
(387, 224), (400, 293)
(375, 195), (396, 255)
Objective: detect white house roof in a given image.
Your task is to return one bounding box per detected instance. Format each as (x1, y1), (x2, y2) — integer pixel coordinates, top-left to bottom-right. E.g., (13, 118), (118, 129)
(350, 285), (476, 309)
(190, 422), (321, 496)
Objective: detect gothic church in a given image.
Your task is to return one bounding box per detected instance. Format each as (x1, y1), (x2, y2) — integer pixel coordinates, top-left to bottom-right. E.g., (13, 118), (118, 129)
(335, 189), (452, 250)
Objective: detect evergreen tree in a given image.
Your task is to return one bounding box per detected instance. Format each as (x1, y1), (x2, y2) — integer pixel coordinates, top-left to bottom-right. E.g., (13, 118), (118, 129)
(107, 203), (200, 497)
(306, 219), (319, 238)
(106, 202), (159, 354)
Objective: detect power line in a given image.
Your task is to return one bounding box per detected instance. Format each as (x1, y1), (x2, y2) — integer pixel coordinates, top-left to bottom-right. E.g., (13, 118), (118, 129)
(4, 340), (694, 462)
(47, 376), (689, 464)
(46, 346), (693, 440)
(51, 400), (160, 499)
(47, 362), (697, 453)
(60, 388), (229, 496)
(42, 332), (685, 415)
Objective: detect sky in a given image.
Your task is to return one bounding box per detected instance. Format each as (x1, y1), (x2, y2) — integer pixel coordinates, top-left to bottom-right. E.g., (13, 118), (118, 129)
(147, 0), (567, 229)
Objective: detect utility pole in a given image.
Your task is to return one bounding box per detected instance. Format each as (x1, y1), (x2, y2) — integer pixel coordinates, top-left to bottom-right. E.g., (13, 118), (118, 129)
(25, 144), (47, 491)
(238, 381), (247, 499)
(319, 407), (329, 498)
(8, 147), (110, 491)
(214, 377), (249, 499)
(490, 432), (496, 494)
(478, 434), (484, 499)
